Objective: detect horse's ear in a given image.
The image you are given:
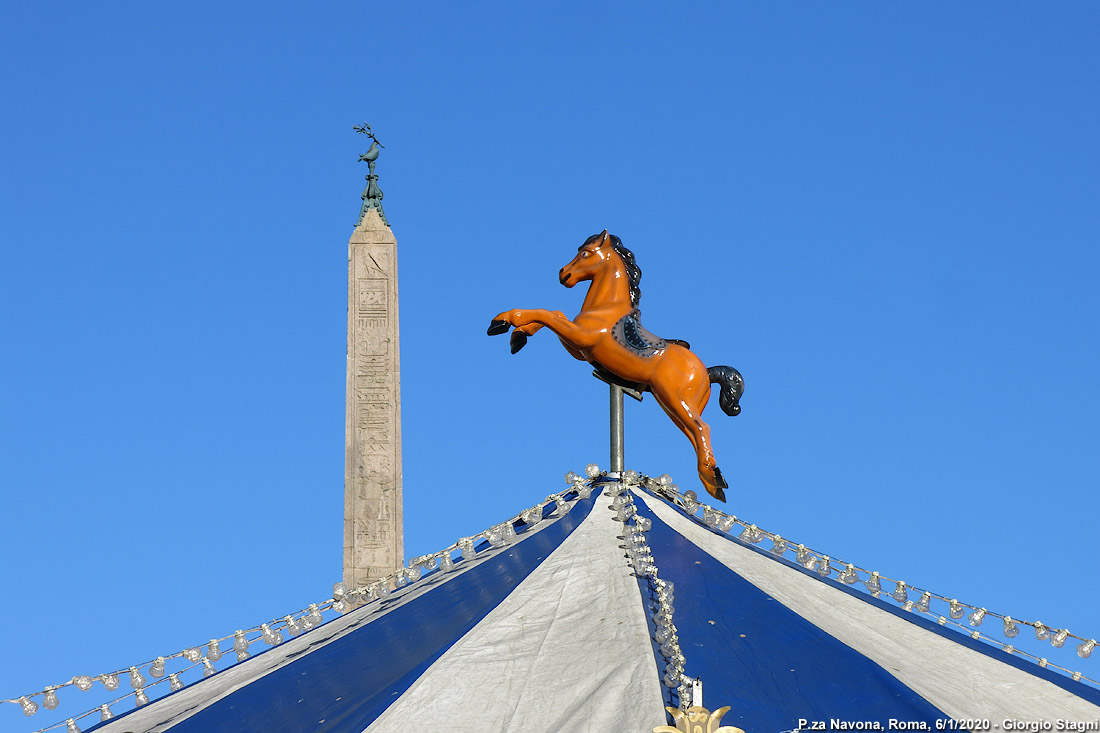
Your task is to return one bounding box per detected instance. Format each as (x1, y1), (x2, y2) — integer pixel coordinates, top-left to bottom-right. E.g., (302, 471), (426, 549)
(599, 229), (609, 244)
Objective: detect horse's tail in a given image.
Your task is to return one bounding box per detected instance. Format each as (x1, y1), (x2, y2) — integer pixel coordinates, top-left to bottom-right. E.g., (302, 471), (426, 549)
(707, 365), (744, 417)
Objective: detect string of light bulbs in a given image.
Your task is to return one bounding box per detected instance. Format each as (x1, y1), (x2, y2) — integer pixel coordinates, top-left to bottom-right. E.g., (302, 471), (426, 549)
(589, 465), (699, 709)
(634, 471), (1098, 687)
(334, 484), (589, 606)
(6, 483), (590, 733)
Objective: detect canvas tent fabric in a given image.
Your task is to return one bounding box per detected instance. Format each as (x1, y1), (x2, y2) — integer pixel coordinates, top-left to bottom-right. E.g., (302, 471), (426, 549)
(81, 479), (1100, 733)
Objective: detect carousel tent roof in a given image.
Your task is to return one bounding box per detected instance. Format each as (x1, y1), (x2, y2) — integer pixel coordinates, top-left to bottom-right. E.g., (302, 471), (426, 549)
(45, 474), (1100, 732)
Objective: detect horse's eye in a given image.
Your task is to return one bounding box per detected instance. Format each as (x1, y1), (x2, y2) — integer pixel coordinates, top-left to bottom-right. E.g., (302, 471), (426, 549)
(582, 251), (589, 257)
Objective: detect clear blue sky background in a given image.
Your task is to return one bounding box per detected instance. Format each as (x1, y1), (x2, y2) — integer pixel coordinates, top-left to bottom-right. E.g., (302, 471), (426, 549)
(2, 2), (1098, 729)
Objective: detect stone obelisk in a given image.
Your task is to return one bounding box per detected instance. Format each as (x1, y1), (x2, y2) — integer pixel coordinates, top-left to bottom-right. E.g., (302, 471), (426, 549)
(343, 125), (403, 589)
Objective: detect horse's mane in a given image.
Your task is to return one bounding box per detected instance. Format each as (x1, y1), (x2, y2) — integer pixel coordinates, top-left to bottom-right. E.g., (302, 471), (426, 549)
(582, 232), (642, 307)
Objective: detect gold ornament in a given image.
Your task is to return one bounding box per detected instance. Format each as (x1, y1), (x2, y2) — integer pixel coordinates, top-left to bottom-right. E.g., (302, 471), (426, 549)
(654, 705), (746, 733)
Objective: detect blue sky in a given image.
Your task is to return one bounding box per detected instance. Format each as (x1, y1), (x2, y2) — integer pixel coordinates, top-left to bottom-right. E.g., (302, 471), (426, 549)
(2, 2), (1099, 728)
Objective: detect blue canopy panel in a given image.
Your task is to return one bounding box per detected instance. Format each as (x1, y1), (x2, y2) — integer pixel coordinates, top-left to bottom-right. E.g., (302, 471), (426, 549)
(88, 487), (666, 733)
(632, 490), (1100, 729)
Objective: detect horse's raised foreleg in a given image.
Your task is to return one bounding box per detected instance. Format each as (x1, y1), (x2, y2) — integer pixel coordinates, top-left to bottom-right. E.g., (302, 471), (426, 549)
(488, 309), (598, 353)
(507, 310), (567, 354)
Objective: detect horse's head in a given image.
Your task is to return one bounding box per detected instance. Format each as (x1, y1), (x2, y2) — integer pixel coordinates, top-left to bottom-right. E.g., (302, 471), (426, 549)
(559, 230), (615, 288)
(559, 230), (642, 307)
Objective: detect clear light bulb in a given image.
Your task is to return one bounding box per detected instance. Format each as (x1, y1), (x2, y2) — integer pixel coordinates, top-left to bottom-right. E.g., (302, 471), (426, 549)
(1073, 671), (1083, 682)
(150, 657), (166, 678)
(585, 463), (601, 478)
(657, 473), (672, 486)
(208, 638), (224, 660)
(183, 647), (202, 662)
(555, 497), (570, 516)
(102, 673), (119, 691)
(233, 630), (249, 652)
(771, 537), (788, 556)
(394, 572), (408, 588)
(308, 604), (323, 626)
(717, 515), (735, 533)
(332, 582), (346, 601)
(74, 675), (93, 691)
(949, 599), (964, 619)
(678, 682), (693, 707)
(66, 718), (81, 733)
(203, 659), (217, 677)
(236, 648), (251, 662)
(425, 554), (440, 570)
(969, 608), (986, 627)
(135, 688), (150, 707)
(408, 564), (423, 581)
(816, 556), (831, 577)
(1034, 622), (1051, 641)
(865, 572), (881, 595)
(577, 482), (592, 499)
(623, 469), (639, 484)
(44, 688), (60, 710)
(916, 592), (931, 613)
(261, 624), (282, 645)
(891, 581), (908, 603)
(1077, 639), (1096, 658)
(1003, 617), (1019, 638)
(1052, 629), (1070, 648)
(564, 471), (580, 485)
(440, 553), (455, 572)
(100, 704), (114, 720)
(19, 696), (38, 717)
(903, 600), (914, 612)
(840, 564), (858, 585)
(1004, 645), (1015, 655)
(796, 545), (811, 565)
(169, 673), (184, 692)
(1038, 658), (1048, 668)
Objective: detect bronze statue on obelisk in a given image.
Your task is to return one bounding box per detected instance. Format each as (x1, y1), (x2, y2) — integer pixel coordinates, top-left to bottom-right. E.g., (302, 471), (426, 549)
(343, 123), (403, 589)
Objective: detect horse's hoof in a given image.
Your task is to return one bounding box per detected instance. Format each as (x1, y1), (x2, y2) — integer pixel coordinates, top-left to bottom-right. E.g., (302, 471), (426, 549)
(487, 319), (510, 336)
(510, 331), (528, 354)
(704, 467), (727, 502)
(714, 466), (728, 490)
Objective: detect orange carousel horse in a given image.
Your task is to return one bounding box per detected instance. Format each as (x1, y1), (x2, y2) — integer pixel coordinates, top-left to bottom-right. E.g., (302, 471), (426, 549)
(488, 230), (744, 502)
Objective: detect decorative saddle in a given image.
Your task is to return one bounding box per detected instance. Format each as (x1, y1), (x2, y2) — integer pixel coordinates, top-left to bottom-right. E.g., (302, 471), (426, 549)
(613, 309), (666, 357)
(593, 310), (691, 400)
(612, 310), (690, 357)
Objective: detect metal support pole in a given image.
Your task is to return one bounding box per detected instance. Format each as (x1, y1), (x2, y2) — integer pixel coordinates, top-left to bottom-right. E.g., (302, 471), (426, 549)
(610, 384), (625, 473)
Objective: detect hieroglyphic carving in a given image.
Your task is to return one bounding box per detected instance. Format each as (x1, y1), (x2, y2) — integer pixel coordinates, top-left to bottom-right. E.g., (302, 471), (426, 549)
(343, 208), (403, 588)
